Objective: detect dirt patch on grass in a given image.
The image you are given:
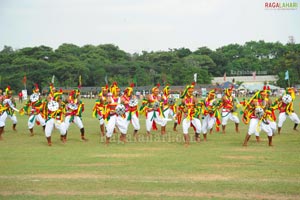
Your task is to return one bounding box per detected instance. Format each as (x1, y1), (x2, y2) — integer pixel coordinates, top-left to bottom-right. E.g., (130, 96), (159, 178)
(206, 163), (247, 168)
(1, 190), (299, 200)
(181, 174), (232, 181)
(29, 174), (110, 179)
(0, 173), (231, 182)
(127, 147), (167, 151)
(73, 162), (126, 167)
(93, 153), (151, 158)
(221, 155), (255, 160)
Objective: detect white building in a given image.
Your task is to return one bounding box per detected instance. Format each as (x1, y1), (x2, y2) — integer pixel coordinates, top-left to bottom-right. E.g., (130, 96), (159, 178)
(212, 75), (279, 85)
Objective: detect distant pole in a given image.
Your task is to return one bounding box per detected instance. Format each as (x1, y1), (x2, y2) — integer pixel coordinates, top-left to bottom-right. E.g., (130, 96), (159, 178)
(23, 75), (27, 90)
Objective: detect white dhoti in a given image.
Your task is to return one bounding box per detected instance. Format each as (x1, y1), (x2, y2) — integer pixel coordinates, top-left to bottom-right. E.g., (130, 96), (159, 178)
(28, 113), (46, 129)
(45, 118), (67, 137)
(145, 110), (166, 132)
(105, 115), (128, 138)
(277, 112), (300, 128)
(64, 115), (84, 130)
(182, 117), (201, 135)
(202, 114), (216, 134)
(125, 111), (140, 130)
(247, 118), (273, 137)
(221, 110), (239, 125)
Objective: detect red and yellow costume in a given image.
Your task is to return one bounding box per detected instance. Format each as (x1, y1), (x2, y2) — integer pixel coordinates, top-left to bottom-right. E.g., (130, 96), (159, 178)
(121, 83), (140, 138)
(92, 85), (108, 136)
(180, 82), (202, 144)
(143, 84), (166, 135)
(21, 84), (46, 135)
(104, 82), (127, 144)
(64, 89), (86, 140)
(276, 87), (299, 133)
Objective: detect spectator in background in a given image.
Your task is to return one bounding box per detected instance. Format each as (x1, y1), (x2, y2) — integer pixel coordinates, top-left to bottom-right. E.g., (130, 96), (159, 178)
(18, 91), (23, 103)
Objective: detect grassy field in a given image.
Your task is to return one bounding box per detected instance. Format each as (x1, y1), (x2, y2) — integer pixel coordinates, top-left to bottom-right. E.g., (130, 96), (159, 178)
(0, 97), (300, 200)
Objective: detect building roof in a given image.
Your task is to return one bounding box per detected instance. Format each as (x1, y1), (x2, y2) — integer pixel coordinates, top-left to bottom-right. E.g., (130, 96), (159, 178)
(237, 83), (280, 91)
(212, 75), (279, 84)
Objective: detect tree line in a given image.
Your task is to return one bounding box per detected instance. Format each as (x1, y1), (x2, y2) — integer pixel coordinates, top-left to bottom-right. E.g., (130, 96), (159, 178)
(0, 40), (299, 93)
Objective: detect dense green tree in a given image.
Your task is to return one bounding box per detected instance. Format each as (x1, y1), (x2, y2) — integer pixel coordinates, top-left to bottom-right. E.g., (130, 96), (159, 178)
(0, 41), (299, 92)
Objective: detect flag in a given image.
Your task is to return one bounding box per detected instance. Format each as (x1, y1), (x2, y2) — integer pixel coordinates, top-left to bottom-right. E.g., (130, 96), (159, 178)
(252, 71), (256, 80)
(285, 70), (289, 80)
(22, 75), (27, 84)
(78, 75), (82, 88)
(223, 72), (226, 81)
(51, 75), (55, 84)
(194, 73), (197, 82)
(105, 75), (108, 84)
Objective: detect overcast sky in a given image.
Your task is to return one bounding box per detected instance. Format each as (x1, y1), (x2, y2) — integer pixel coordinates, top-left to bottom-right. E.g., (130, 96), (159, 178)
(0, 0), (299, 53)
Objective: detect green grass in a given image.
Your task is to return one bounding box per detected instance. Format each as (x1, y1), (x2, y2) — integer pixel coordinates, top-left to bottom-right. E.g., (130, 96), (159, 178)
(1, 98), (300, 199)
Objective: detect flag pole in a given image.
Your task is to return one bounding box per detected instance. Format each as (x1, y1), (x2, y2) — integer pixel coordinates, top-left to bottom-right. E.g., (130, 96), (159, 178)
(23, 74), (27, 90)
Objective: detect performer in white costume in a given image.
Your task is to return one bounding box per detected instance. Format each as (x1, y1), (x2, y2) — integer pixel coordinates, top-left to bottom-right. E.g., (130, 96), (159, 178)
(121, 83), (140, 140)
(180, 82), (202, 146)
(277, 87), (299, 134)
(44, 84), (67, 146)
(20, 84), (46, 136)
(0, 86), (20, 140)
(92, 85), (108, 137)
(64, 89), (87, 141)
(104, 82), (127, 144)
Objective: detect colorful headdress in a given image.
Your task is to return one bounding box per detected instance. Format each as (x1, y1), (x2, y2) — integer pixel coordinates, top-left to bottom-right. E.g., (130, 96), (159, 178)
(263, 85), (270, 91)
(224, 87), (232, 97)
(49, 83), (56, 96)
(74, 89), (80, 96)
(163, 84), (170, 95)
(102, 84), (109, 92)
(208, 89), (216, 98)
(32, 83), (40, 94)
(180, 82), (195, 99)
(125, 83), (134, 96)
(152, 83), (160, 93)
(260, 89), (267, 96)
(53, 89), (63, 101)
(110, 82), (119, 97)
(99, 84), (109, 96)
(286, 87), (295, 100)
(5, 86), (12, 95)
(68, 89), (80, 102)
(263, 84), (271, 95)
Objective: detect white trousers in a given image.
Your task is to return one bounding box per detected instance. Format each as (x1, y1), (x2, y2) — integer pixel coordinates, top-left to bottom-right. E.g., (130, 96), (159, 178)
(182, 117), (202, 135)
(277, 112), (300, 128)
(125, 111), (140, 130)
(221, 110), (239, 125)
(0, 112), (8, 127)
(28, 114), (46, 129)
(146, 111), (166, 132)
(247, 118), (272, 137)
(64, 115), (84, 130)
(8, 114), (17, 124)
(161, 107), (176, 126)
(268, 120), (277, 134)
(202, 115), (216, 134)
(45, 118), (67, 137)
(98, 116), (105, 125)
(105, 115), (128, 138)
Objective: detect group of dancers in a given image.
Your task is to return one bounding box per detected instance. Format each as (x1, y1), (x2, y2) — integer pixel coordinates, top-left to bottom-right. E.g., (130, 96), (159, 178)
(0, 84), (87, 145)
(0, 82), (299, 147)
